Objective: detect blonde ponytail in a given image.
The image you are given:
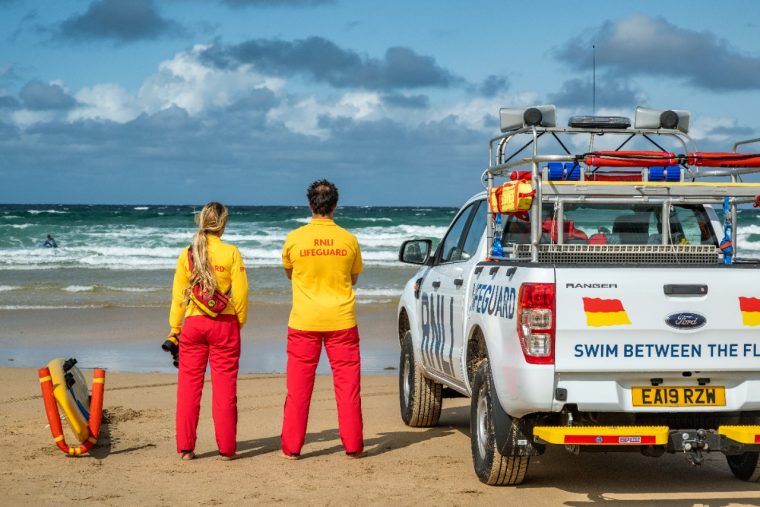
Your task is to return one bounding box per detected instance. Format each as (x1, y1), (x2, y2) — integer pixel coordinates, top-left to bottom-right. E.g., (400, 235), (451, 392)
(186, 202), (228, 300)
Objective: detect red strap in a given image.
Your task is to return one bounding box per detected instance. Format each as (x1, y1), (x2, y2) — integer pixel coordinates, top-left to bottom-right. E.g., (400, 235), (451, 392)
(187, 248), (194, 272)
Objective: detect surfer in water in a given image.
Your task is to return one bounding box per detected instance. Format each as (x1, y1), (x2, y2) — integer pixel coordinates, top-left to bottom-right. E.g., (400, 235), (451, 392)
(43, 234), (58, 248)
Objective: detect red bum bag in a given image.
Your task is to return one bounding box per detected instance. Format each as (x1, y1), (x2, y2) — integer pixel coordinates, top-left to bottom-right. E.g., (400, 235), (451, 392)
(187, 249), (229, 318)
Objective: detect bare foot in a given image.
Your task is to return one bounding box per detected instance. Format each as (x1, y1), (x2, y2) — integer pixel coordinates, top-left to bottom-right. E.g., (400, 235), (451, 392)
(219, 453), (237, 461)
(346, 451), (367, 459)
(180, 451), (195, 461)
(280, 451), (300, 460)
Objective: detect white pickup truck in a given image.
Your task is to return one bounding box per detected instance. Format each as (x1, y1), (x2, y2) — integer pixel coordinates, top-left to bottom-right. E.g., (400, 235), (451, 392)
(397, 105), (760, 485)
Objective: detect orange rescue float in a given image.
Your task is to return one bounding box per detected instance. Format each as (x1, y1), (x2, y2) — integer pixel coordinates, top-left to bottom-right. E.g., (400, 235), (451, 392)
(38, 358), (106, 456)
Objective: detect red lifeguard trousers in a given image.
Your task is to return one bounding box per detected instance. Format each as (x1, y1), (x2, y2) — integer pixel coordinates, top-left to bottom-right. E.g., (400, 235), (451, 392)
(281, 326), (363, 455)
(176, 314), (240, 456)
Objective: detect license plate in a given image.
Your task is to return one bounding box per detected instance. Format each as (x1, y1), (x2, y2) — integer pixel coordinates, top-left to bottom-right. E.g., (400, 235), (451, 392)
(632, 386), (726, 407)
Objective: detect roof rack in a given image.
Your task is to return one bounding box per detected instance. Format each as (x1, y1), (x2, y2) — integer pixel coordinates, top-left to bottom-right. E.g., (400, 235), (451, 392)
(483, 106), (760, 263)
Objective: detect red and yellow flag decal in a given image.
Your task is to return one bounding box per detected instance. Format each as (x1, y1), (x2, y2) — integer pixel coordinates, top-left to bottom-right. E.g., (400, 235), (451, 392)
(739, 297), (760, 326)
(583, 297), (632, 327)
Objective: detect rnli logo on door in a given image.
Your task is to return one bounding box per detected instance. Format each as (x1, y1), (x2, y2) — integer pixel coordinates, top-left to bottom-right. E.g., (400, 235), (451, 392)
(665, 312), (706, 330)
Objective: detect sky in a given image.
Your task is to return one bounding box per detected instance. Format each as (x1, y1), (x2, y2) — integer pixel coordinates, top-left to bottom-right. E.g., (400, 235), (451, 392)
(1, 0), (759, 206)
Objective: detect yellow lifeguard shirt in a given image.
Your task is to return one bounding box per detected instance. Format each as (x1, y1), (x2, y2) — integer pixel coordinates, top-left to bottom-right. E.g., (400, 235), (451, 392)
(169, 235), (249, 334)
(282, 218), (363, 331)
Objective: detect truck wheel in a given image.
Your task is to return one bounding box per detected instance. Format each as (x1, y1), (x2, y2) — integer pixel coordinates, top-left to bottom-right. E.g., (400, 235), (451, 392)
(399, 331), (442, 427)
(470, 359), (529, 486)
(727, 452), (760, 482)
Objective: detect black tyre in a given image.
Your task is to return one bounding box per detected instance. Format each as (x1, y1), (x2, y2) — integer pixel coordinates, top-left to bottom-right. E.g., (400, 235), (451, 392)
(470, 359), (529, 486)
(399, 331), (442, 427)
(727, 452), (760, 482)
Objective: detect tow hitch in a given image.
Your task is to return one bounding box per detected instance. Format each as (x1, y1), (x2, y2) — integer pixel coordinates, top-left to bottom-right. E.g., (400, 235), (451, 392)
(672, 429), (716, 465)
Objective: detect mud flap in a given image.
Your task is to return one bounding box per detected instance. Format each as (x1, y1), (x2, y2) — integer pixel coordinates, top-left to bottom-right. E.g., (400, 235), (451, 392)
(488, 371), (544, 456)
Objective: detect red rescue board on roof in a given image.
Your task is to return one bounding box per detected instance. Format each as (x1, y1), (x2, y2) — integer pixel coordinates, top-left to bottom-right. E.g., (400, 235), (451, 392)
(687, 152), (760, 168)
(584, 151), (678, 168)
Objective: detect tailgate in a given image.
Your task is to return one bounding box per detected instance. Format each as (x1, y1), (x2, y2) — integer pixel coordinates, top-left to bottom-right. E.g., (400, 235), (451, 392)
(555, 267), (760, 372)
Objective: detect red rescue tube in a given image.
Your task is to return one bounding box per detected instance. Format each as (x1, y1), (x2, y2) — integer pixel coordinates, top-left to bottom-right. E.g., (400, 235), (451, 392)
(585, 151), (677, 168)
(88, 368), (106, 438)
(39, 367), (69, 453)
(687, 152), (760, 168)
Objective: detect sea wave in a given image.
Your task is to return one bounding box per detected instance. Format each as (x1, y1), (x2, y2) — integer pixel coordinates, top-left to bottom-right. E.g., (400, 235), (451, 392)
(27, 209), (68, 215)
(63, 285), (95, 292)
(0, 285), (21, 291)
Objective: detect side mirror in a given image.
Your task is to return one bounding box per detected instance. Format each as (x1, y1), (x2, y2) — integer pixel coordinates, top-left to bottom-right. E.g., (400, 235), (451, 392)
(399, 239), (432, 265)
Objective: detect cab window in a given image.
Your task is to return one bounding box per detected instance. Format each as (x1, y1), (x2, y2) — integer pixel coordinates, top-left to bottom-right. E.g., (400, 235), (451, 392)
(460, 200), (487, 260)
(438, 201), (478, 264)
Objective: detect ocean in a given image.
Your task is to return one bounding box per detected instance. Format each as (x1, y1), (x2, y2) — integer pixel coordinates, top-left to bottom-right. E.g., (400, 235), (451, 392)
(0, 204), (457, 310)
(3, 203), (760, 312)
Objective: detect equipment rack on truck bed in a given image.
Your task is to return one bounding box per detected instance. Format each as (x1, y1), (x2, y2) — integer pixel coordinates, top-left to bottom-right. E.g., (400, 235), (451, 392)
(396, 105), (760, 485)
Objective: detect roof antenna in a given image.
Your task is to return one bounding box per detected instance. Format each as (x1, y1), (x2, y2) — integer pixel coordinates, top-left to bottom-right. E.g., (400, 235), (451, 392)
(592, 44), (596, 115)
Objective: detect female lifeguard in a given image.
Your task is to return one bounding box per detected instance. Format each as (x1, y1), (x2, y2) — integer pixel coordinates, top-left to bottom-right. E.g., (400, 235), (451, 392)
(168, 202), (249, 460)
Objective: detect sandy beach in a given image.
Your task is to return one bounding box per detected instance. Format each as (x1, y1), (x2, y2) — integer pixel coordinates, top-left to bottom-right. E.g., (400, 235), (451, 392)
(2, 305), (760, 505)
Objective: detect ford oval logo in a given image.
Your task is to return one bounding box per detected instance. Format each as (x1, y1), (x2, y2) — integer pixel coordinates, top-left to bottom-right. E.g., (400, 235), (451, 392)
(665, 312), (706, 330)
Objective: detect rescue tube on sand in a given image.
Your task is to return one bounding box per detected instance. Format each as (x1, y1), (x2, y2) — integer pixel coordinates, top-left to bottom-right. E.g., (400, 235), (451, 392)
(38, 359), (106, 456)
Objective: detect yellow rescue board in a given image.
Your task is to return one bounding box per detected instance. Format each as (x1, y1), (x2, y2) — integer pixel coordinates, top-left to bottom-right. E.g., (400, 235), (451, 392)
(47, 358), (90, 443)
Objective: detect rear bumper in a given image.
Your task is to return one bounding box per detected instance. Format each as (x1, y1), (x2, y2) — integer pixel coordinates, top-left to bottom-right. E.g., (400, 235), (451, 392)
(554, 373), (760, 412)
(533, 425), (760, 454)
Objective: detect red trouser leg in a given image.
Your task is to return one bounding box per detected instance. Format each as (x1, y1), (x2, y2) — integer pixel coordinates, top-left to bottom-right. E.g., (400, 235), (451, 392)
(281, 328), (322, 455)
(176, 316), (209, 453)
(207, 315), (241, 456)
(324, 326), (363, 454)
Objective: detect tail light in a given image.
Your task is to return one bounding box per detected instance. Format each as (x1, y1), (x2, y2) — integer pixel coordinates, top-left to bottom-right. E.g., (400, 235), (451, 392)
(516, 283), (555, 364)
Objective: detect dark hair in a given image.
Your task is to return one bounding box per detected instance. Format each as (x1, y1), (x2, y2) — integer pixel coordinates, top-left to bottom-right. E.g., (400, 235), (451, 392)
(307, 179), (339, 216)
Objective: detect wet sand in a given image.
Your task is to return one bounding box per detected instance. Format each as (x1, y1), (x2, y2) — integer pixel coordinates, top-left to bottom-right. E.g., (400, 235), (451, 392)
(0, 303), (400, 373)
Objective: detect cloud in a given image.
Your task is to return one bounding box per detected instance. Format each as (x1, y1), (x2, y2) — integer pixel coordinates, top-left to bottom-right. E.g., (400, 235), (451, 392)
(19, 80), (78, 110)
(547, 74), (644, 108)
(477, 75), (510, 98)
(553, 14), (760, 91)
(0, 95), (20, 109)
(56, 0), (185, 43)
(381, 93), (429, 109)
(221, 0), (334, 6)
(201, 36), (460, 90)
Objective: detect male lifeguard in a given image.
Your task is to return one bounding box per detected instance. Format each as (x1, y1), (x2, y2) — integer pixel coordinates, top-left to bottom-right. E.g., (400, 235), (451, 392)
(280, 179), (364, 458)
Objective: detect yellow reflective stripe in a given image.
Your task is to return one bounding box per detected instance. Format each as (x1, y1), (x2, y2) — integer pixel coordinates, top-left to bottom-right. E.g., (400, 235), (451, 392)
(87, 436), (97, 444)
(54, 435), (64, 442)
(93, 378), (105, 384)
(39, 376), (52, 383)
(68, 447), (76, 455)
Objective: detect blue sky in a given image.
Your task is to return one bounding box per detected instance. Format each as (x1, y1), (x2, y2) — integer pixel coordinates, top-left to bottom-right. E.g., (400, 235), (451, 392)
(1, 0), (759, 205)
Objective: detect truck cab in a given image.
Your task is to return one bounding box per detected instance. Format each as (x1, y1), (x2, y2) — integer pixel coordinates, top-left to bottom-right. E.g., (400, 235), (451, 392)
(397, 105), (760, 485)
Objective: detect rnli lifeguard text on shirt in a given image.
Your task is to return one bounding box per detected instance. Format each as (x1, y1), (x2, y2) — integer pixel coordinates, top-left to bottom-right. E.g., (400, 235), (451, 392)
(299, 239), (348, 257)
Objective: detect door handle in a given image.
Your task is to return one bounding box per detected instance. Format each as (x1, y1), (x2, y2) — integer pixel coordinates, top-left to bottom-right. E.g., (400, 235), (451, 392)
(454, 278), (464, 288)
(432, 281), (441, 289)
(664, 284), (708, 296)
